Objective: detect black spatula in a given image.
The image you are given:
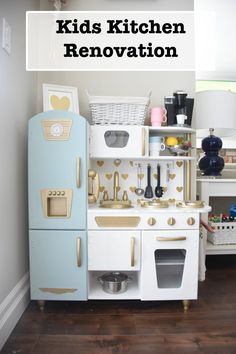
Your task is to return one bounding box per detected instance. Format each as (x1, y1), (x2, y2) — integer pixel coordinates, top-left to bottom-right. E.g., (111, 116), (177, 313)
(155, 164), (164, 198)
(144, 164), (153, 199)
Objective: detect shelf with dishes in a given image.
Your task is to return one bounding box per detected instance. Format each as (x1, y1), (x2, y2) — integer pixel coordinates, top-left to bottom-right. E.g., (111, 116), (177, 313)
(89, 125), (195, 160)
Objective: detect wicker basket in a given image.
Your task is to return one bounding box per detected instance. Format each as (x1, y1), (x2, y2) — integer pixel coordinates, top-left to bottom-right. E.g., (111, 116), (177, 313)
(207, 221), (236, 245)
(87, 91), (151, 125)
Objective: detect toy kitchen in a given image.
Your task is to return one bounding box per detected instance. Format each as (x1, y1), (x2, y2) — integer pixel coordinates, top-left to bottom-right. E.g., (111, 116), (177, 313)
(28, 90), (210, 311)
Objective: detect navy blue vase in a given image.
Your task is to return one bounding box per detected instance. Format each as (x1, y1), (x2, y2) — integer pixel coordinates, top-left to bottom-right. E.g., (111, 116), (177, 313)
(198, 133), (224, 176)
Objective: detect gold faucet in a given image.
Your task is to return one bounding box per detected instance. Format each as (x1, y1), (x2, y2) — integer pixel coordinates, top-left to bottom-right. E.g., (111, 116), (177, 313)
(113, 171), (120, 201)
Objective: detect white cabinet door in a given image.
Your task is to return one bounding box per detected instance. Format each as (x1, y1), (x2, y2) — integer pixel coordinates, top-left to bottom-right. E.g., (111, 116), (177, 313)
(141, 230), (199, 300)
(88, 230), (141, 271)
(89, 126), (148, 158)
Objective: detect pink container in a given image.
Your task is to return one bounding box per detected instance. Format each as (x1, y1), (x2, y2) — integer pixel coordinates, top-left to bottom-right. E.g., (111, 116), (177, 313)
(151, 107), (167, 126)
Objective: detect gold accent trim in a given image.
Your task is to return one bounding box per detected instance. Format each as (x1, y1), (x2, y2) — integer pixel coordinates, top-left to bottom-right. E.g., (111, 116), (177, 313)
(167, 217), (176, 226)
(182, 300), (191, 311)
(114, 159), (121, 167)
(42, 119), (72, 141)
(176, 161), (183, 168)
(148, 217), (156, 226)
(142, 128), (146, 156)
(88, 169), (100, 204)
(138, 173), (144, 180)
(40, 288), (77, 294)
(38, 300), (45, 311)
(187, 217), (195, 226)
(185, 160), (191, 201)
(156, 236), (186, 241)
(169, 173), (176, 180)
(131, 237), (135, 267)
(176, 201), (204, 208)
(97, 160), (104, 167)
(40, 189), (72, 218)
(76, 157), (80, 188)
(121, 174), (129, 180)
(105, 173), (113, 180)
(76, 237), (81, 267)
(95, 216), (140, 227)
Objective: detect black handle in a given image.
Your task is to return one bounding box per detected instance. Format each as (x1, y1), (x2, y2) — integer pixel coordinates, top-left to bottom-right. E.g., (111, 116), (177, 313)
(147, 165), (151, 186)
(157, 164), (161, 187)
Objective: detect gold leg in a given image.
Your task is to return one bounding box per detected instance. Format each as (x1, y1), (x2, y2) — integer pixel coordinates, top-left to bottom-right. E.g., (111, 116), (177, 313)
(38, 300), (45, 312)
(182, 300), (190, 311)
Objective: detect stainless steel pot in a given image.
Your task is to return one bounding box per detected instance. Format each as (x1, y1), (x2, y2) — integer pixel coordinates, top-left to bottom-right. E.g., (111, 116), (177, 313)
(98, 272), (132, 294)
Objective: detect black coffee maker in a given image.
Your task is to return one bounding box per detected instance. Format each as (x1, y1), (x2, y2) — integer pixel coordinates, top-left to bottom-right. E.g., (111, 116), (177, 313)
(164, 90), (194, 126)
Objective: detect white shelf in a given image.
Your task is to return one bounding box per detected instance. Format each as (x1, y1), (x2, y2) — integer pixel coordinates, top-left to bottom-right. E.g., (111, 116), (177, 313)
(90, 156), (195, 161)
(88, 271), (140, 300)
(206, 241), (236, 255)
(143, 156), (195, 161)
(149, 127), (196, 134)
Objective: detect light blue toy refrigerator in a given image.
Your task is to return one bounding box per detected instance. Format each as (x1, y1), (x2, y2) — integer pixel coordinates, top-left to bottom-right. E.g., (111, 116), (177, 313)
(28, 110), (88, 301)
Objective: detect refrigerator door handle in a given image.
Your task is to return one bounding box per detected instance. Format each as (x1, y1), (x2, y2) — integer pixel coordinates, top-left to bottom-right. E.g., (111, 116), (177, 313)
(76, 237), (81, 267)
(76, 157), (80, 188)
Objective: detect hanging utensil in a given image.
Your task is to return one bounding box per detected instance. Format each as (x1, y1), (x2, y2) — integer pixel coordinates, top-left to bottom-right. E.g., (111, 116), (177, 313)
(155, 164), (164, 198)
(144, 164), (153, 199)
(135, 163), (144, 196)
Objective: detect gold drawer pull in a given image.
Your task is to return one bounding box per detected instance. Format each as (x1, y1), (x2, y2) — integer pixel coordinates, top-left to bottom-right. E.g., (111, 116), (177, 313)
(131, 237), (135, 267)
(156, 236), (186, 241)
(76, 157), (80, 188)
(76, 237), (81, 267)
(142, 128), (146, 156)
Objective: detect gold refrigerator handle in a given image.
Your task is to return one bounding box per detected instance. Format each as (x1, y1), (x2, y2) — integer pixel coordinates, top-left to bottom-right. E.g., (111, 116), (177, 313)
(76, 237), (81, 267)
(156, 236), (187, 241)
(131, 237), (135, 267)
(76, 157), (80, 188)
(142, 128), (146, 156)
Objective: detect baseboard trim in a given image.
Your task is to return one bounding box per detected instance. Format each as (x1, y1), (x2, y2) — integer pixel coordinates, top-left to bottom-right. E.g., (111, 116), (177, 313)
(0, 272), (30, 350)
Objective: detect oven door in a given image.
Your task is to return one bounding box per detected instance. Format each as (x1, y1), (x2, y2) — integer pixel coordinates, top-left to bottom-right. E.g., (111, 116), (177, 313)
(141, 230), (199, 300)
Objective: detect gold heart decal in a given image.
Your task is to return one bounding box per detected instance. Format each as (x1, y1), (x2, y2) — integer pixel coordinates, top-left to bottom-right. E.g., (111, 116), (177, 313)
(117, 186), (121, 192)
(50, 95), (70, 111)
(176, 186), (183, 192)
(129, 161), (134, 167)
(168, 198), (176, 204)
(153, 174), (158, 180)
(113, 160), (121, 167)
(97, 161), (104, 167)
(99, 186), (105, 192)
(105, 173), (113, 180)
(169, 173), (176, 180)
(121, 174), (129, 180)
(129, 186), (136, 193)
(176, 161), (183, 168)
(163, 187), (168, 193)
(138, 173), (144, 180)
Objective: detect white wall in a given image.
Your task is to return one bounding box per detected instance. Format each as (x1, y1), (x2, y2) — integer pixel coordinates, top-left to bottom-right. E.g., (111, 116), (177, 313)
(196, 0), (236, 80)
(40, 0), (193, 11)
(37, 71), (195, 124)
(0, 0), (39, 348)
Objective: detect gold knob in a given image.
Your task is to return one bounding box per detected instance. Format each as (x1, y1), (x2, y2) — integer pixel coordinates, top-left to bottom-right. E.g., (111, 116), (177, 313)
(187, 217), (195, 226)
(168, 217), (176, 226)
(148, 217), (156, 226)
